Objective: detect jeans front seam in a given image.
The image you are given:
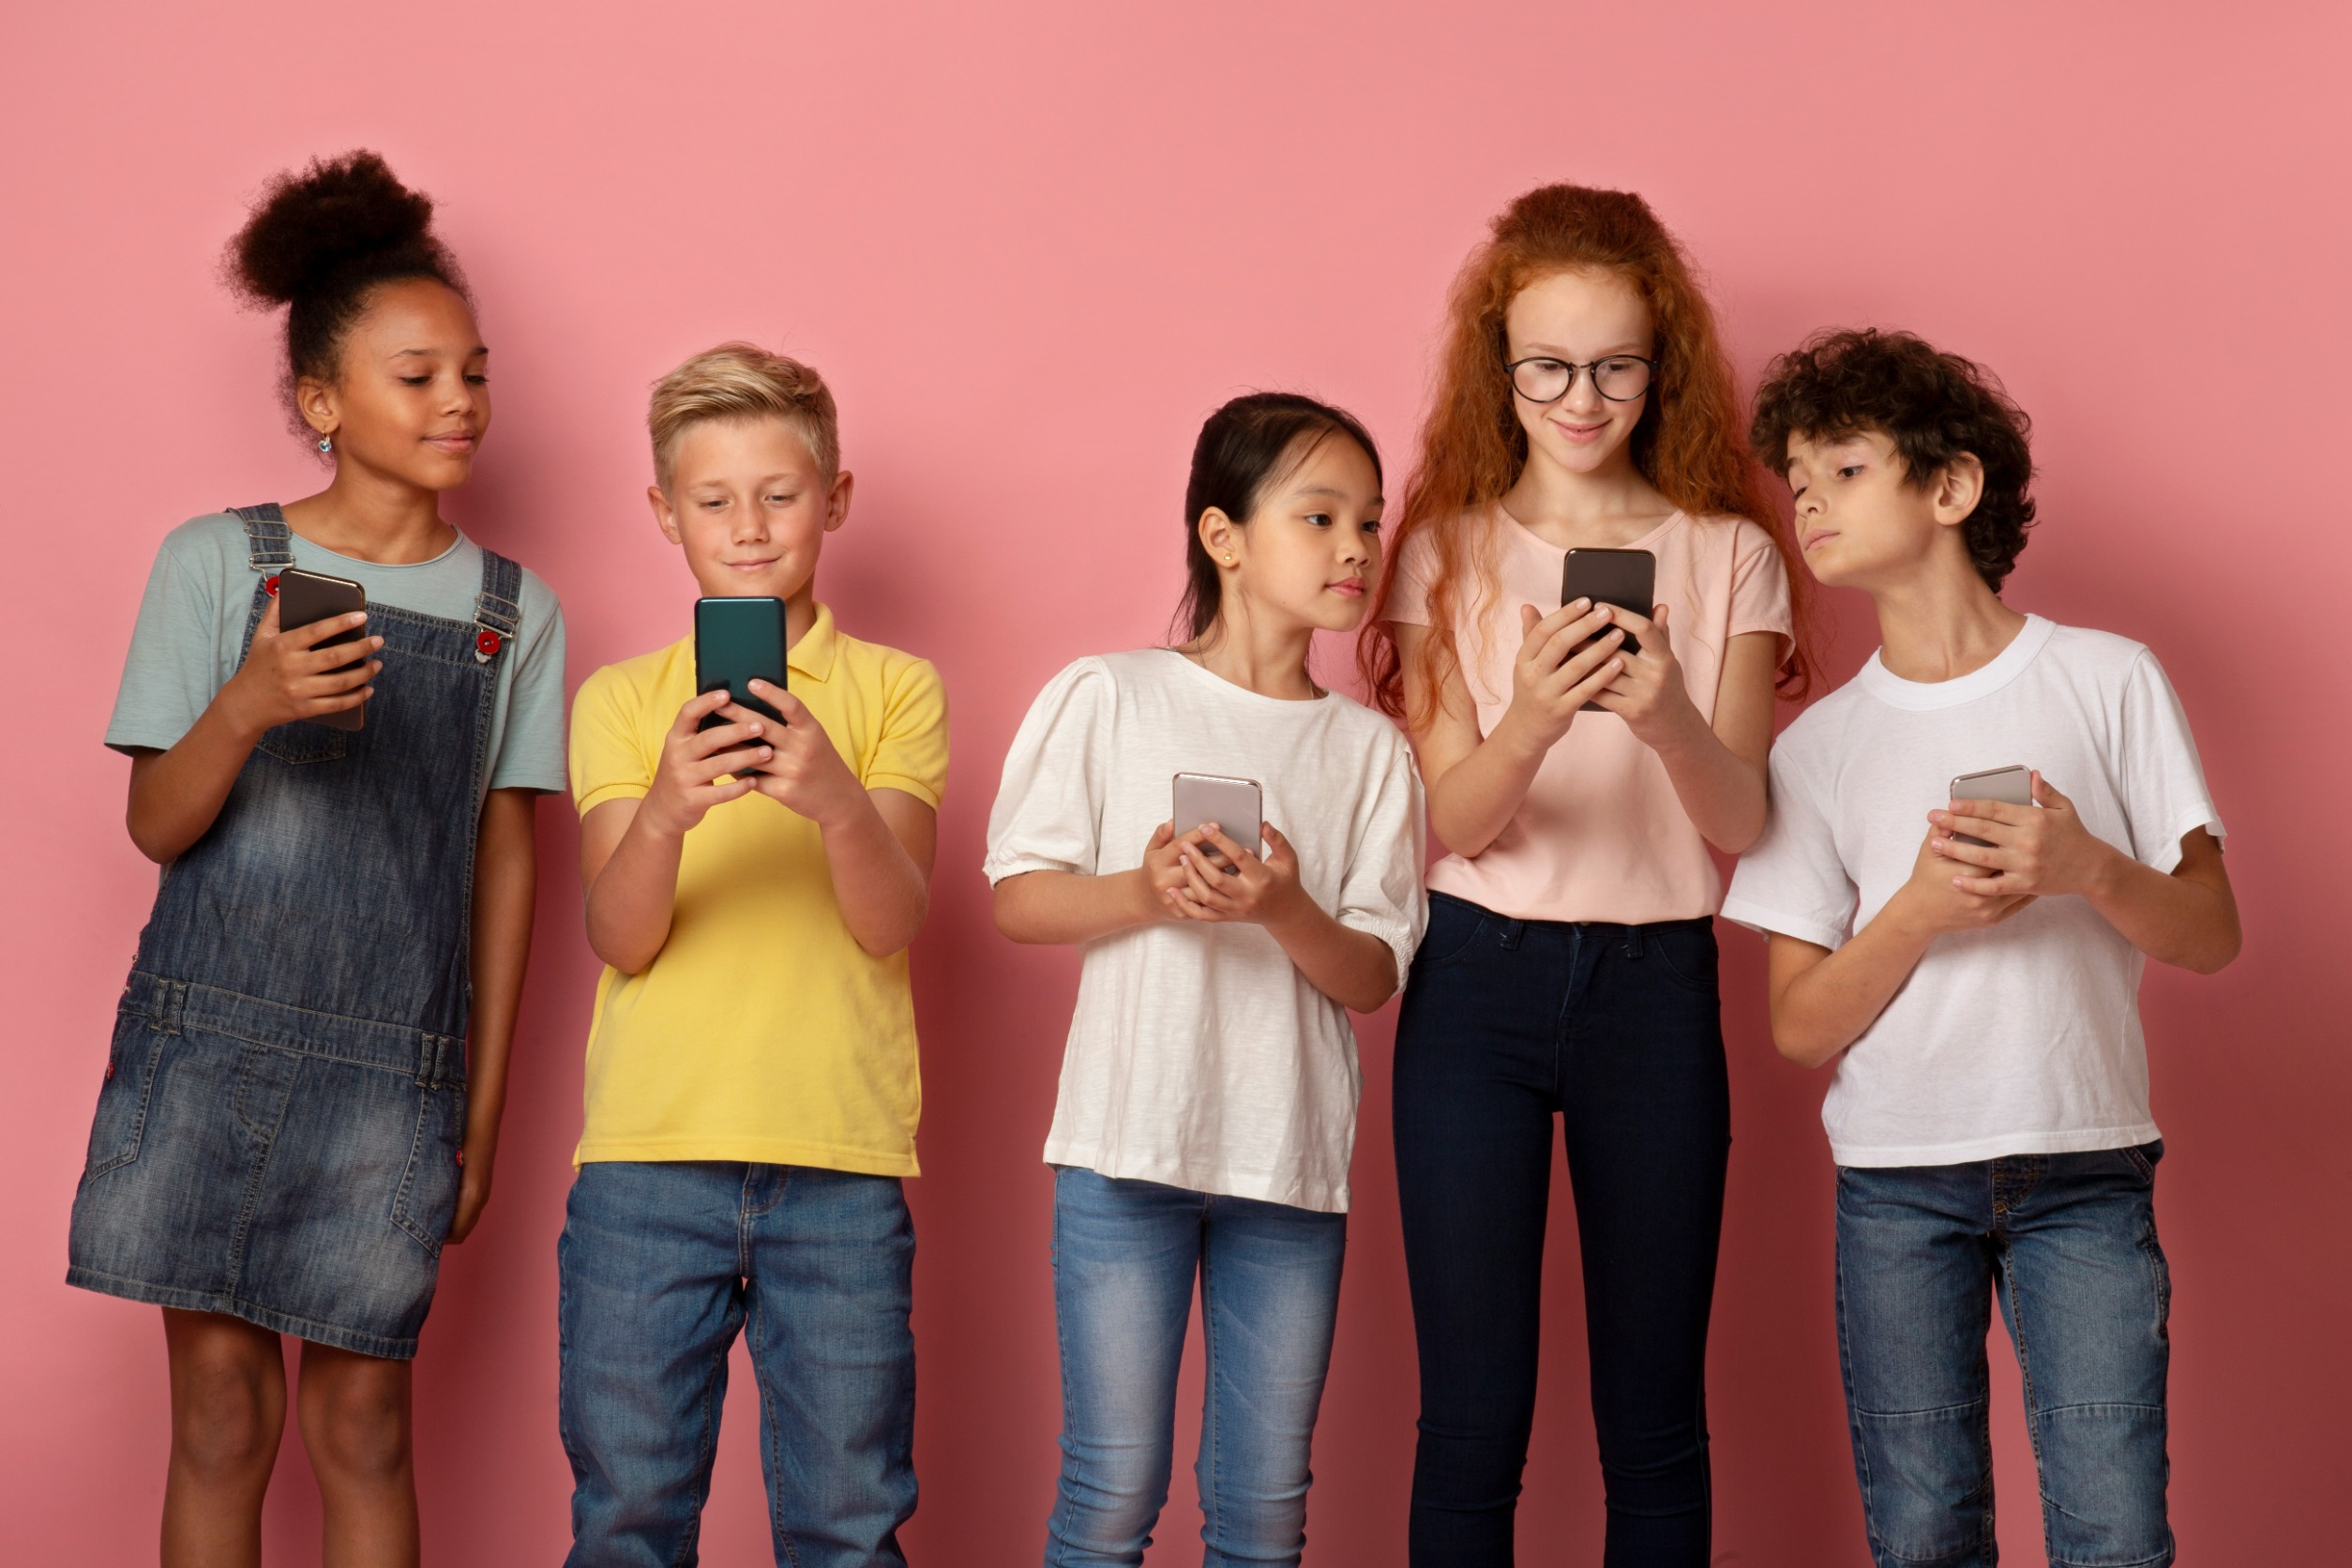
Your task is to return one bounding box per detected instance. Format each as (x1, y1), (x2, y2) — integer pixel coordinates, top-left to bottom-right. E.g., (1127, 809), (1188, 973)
(1198, 1199), (1224, 1557)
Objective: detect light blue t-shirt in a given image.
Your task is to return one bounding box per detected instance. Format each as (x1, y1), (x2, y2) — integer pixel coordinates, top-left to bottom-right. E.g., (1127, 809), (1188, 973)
(106, 513), (567, 794)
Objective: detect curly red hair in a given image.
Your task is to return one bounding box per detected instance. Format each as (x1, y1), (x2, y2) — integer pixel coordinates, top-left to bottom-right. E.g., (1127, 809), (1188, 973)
(1360, 184), (1815, 724)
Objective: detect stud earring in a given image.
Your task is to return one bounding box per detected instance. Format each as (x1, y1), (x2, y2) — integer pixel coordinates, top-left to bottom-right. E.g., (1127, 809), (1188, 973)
(317, 434), (333, 454)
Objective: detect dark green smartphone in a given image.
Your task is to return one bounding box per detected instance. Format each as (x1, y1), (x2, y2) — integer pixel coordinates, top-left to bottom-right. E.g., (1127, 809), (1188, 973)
(694, 597), (788, 742)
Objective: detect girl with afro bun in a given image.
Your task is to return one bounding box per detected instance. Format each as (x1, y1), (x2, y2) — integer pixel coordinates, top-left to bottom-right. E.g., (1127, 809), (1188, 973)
(68, 150), (566, 1565)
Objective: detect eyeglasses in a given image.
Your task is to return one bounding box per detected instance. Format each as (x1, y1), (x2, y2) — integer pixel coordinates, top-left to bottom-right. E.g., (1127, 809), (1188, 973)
(1505, 354), (1656, 403)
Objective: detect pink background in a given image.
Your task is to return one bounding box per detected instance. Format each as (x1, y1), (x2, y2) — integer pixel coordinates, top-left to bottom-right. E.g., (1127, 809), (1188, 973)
(5, 3), (2347, 1562)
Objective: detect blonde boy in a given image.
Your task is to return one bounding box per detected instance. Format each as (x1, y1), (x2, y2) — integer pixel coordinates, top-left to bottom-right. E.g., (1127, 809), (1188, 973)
(558, 345), (946, 1567)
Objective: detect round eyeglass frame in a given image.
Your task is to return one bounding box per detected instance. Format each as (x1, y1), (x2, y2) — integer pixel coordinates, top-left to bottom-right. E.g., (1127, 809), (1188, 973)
(1504, 354), (1658, 404)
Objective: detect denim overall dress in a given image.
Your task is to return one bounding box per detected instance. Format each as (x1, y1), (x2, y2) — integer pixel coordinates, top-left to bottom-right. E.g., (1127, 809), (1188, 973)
(67, 505), (522, 1359)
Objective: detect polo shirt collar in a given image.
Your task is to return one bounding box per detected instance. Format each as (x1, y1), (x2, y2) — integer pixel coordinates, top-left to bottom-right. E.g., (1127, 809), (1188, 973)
(789, 602), (839, 683)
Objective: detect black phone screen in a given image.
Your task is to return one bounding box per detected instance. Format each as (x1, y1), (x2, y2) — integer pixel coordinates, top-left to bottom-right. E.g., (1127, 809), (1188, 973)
(1560, 548), (1656, 658)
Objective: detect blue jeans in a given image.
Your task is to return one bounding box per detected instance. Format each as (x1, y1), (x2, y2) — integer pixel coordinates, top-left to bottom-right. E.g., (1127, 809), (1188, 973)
(558, 1161), (916, 1568)
(1393, 895), (1728, 1567)
(1836, 1144), (2173, 1568)
(1046, 1166), (1347, 1567)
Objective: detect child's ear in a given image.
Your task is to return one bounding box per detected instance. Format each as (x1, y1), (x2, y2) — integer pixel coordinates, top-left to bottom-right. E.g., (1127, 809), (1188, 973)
(1931, 454), (1986, 527)
(1197, 507), (1238, 566)
(824, 470), (855, 534)
(296, 375), (339, 445)
(648, 484), (685, 546)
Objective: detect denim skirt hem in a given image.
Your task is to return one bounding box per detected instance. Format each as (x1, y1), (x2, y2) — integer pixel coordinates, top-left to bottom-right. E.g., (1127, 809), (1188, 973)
(63, 1265), (420, 1359)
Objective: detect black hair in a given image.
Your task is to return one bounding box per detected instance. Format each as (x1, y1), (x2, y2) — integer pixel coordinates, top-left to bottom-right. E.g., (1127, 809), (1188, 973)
(1174, 392), (1383, 642)
(1749, 327), (2037, 592)
(224, 150), (468, 438)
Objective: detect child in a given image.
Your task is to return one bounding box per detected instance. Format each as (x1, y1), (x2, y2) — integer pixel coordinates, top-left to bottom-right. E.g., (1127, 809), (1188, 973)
(1725, 329), (2239, 1568)
(1359, 184), (1807, 1567)
(69, 152), (565, 1564)
(986, 393), (1425, 1567)
(561, 344), (946, 1567)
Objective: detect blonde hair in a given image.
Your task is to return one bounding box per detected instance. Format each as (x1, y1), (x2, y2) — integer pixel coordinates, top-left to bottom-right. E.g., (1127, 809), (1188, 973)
(648, 341), (839, 491)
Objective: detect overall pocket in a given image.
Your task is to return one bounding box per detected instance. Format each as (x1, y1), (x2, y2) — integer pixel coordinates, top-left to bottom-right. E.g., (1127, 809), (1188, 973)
(254, 721), (348, 765)
(83, 1010), (170, 1182)
(390, 1081), (468, 1255)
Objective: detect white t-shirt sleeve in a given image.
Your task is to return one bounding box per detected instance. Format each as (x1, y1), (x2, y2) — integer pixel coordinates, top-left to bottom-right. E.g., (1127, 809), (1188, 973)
(1721, 739), (1859, 951)
(984, 657), (1113, 882)
(1331, 729), (1427, 982)
(2115, 649), (2224, 873)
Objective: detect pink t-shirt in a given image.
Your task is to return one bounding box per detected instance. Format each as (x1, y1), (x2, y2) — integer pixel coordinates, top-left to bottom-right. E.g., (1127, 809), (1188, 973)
(1387, 507), (1793, 925)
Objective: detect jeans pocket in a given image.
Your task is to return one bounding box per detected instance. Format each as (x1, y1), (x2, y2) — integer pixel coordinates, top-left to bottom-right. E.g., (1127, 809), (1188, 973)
(1413, 896), (1491, 972)
(83, 1012), (168, 1182)
(254, 721), (348, 765)
(1650, 922), (1721, 995)
(2117, 1141), (2161, 1184)
(390, 1082), (466, 1255)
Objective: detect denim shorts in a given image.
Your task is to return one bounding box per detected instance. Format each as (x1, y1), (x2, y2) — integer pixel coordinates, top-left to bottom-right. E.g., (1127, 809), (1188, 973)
(67, 978), (467, 1360)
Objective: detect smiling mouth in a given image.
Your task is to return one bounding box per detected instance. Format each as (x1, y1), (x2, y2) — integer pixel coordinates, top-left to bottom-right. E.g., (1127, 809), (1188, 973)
(1326, 579), (1365, 597)
(426, 431), (476, 448)
(725, 558), (778, 571)
(1802, 529), (1839, 550)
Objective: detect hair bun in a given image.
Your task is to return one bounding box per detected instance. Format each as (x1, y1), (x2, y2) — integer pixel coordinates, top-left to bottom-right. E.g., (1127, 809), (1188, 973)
(228, 150), (439, 307)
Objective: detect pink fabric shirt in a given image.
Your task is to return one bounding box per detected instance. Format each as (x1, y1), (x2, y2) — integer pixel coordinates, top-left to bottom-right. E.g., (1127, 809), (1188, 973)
(1387, 507), (1793, 925)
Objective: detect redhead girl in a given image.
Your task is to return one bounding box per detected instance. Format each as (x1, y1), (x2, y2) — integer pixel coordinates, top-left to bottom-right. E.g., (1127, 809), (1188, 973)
(68, 153), (565, 1566)
(1362, 185), (1809, 1566)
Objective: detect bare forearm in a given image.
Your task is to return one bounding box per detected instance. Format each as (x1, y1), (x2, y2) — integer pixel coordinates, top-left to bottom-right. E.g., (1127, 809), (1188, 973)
(1648, 711), (1768, 854)
(584, 810), (686, 974)
(463, 791), (537, 1155)
(2085, 852), (2240, 974)
(1427, 716), (1548, 858)
(1770, 912), (1933, 1068)
(994, 869), (1158, 945)
(822, 795), (930, 957)
(1268, 905), (1398, 1014)
(126, 703), (267, 863)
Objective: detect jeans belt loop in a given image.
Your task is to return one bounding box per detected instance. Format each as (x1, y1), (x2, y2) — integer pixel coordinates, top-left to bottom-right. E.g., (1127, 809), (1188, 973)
(1623, 925), (1645, 960)
(1497, 917), (1527, 951)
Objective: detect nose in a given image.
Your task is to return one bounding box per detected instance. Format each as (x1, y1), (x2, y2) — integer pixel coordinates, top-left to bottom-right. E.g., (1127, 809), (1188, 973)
(1560, 366), (1606, 414)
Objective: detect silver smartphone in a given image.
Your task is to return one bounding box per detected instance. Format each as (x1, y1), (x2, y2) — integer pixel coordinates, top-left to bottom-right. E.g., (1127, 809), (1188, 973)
(1171, 772), (1263, 870)
(1949, 764), (2032, 848)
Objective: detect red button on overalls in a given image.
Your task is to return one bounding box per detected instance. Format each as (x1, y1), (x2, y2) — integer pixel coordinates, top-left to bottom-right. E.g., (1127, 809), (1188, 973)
(475, 629), (502, 656)
(264, 574), (280, 596)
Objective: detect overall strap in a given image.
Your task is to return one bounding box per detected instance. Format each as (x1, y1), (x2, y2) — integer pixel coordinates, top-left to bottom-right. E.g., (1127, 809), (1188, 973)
(471, 549), (523, 663)
(230, 504), (293, 572)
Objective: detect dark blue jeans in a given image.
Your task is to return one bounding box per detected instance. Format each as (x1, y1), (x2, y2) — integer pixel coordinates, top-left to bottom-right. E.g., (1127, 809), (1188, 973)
(1836, 1145), (2173, 1568)
(557, 1161), (917, 1568)
(1394, 893), (1729, 1567)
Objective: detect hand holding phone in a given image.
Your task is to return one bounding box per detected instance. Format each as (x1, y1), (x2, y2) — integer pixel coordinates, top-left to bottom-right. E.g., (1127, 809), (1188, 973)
(228, 570), (382, 734)
(1946, 765), (2032, 848)
(1933, 769), (2118, 901)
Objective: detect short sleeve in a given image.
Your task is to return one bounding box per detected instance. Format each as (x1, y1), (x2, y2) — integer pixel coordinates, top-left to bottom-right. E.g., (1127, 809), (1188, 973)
(487, 580), (568, 792)
(105, 528), (231, 756)
(983, 658), (1114, 882)
(1381, 532), (1437, 627)
(1727, 520), (1795, 648)
(570, 664), (659, 818)
(1721, 739), (1858, 950)
(1334, 727), (1428, 982)
(2118, 650), (2224, 873)
(862, 657), (950, 809)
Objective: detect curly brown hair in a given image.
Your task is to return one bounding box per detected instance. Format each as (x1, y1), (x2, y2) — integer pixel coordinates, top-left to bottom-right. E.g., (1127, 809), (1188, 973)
(1358, 183), (1816, 724)
(1749, 328), (2037, 592)
(224, 150), (468, 443)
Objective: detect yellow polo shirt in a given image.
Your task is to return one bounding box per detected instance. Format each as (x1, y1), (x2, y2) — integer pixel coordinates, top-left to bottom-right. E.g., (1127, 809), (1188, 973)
(567, 604), (948, 1172)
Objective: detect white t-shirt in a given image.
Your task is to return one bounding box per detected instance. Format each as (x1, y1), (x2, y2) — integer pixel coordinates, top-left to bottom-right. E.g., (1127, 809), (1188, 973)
(1722, 615), (2223, 1168)
(983, 649), (1426, 1213)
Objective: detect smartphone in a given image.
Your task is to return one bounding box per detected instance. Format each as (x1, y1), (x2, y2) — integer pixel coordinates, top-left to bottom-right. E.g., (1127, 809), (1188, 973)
(1172, 772), (1263, 871)
(1949, 764), (2033, 848)
(694, 597), (787, 777)
(276, 566), (369, 731)
(1560, 547), (1655, 710)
